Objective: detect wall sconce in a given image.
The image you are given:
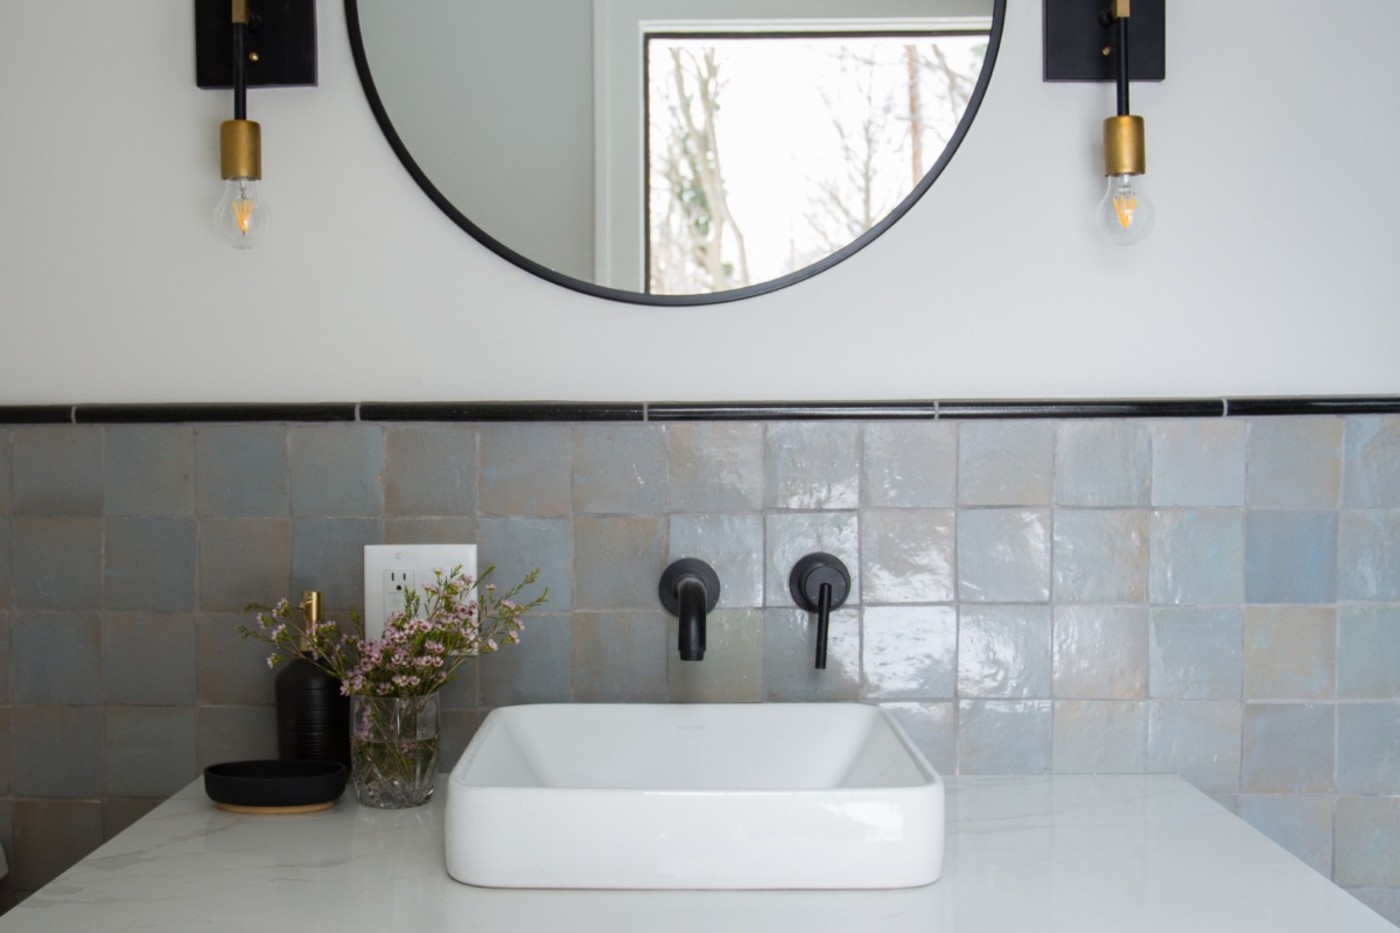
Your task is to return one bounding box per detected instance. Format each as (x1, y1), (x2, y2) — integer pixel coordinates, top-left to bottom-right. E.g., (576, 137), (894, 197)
(1044, 0), (1165, 246)
(195, 0), (317, 248)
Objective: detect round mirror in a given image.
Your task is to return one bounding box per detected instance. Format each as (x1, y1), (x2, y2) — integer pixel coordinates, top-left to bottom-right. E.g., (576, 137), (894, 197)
(346, 0), (1005, 306)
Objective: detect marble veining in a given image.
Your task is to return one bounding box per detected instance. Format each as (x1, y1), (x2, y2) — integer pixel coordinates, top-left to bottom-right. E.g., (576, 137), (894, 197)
(0, 776), (1391, 932)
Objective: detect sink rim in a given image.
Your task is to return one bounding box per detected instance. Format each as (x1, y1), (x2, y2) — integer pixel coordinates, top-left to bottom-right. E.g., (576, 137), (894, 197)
(444, 702), (946, 890)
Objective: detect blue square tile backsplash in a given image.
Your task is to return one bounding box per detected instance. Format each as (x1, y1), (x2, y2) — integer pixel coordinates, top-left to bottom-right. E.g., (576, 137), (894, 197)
(1, 412), (1399, 919)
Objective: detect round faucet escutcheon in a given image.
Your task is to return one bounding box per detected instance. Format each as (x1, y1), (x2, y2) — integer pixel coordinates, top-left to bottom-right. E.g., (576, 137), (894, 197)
(659, 559), (720, 662)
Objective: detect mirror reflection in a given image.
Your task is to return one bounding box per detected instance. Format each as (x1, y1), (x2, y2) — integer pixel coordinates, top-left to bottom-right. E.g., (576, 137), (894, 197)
(350, 0), (1001, 304)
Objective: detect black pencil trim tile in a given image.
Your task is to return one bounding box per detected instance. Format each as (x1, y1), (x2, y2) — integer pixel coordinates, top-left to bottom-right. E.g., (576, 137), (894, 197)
(647, 402), (940, 421)
(1225, 397), (1400, 417)
(74, 404), (358, 424)
(359, 402), (646, 422)
(937, 399), (1226, 420)
(0, 406), (74, 424)
(1, 396), (1396, 426)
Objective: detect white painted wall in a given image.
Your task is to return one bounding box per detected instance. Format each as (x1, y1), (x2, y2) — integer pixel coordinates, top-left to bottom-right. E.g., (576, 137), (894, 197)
(1, 0), (1396, 405)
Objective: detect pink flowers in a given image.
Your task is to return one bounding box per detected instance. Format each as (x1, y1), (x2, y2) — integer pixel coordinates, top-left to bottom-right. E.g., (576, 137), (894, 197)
(240, 565), (547, 699)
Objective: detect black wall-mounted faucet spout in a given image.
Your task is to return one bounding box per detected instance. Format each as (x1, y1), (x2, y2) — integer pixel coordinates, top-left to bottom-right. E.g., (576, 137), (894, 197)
(659, 559), (721, 661)
(788, 553), (851, 670)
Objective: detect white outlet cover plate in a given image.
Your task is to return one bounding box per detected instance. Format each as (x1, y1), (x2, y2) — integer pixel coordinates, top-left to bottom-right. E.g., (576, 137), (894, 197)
(363, 544), (476, 639)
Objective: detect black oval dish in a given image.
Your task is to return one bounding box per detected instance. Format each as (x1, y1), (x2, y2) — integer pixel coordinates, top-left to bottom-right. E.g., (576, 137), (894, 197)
(204, 760), (348, 814)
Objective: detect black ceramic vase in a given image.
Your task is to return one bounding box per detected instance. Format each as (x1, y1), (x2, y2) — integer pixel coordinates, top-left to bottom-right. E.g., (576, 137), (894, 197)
(275, 658), (351, 768)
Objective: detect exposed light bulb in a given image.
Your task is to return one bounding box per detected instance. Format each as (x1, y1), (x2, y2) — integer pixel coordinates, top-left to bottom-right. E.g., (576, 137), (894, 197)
(216, 118), (269, 249)
(1096, 172), (1154, 246)
(213, 176), (272, 249)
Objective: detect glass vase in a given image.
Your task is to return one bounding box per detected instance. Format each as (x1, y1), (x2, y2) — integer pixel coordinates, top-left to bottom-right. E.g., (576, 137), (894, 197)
(350, 692), (440, 809)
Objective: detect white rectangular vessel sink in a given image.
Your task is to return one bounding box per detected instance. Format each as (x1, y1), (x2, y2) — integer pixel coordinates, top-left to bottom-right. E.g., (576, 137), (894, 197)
(444, 703), (944, 890)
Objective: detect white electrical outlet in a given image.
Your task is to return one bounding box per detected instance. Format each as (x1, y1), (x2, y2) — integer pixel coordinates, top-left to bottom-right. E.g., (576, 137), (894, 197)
(363, 544), (476, 639)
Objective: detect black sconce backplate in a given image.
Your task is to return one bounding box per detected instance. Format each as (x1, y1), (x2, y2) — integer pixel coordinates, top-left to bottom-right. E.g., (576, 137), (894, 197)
(1043, 0), (1165, 82)
(195, 0), (318, 89)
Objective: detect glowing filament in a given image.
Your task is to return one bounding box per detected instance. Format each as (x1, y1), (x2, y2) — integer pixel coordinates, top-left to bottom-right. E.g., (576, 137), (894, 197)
(1113, 194), (1137, 229)
(233, 198), (255, 235)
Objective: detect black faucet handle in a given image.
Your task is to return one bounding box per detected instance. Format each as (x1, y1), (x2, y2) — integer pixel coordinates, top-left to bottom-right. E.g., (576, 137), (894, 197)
(788, 553), (851, 670)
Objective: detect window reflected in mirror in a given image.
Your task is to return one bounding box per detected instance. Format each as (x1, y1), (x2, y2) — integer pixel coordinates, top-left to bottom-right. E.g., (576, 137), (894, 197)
(646, 31), (988, 295)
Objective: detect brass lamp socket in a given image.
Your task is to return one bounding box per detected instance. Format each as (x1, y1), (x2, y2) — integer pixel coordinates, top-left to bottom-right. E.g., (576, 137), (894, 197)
(220, 119), (261, 180)
(1103, 114), (1146, 176)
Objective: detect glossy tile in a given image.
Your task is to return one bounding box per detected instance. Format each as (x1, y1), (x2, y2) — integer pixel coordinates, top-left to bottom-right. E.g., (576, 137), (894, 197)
(1149, 607), (1243, 700)
(10, 800), (103, 893)
(1337, 703), (1400, 795)
(765, 422), (860, 510)
(383, 425), (477, 516)
(862, 422), (957, 508)
(384, 516), (479, 545)
(198, 518), (293, 612)
(1239, 794), (1333, 876)
(1151, 420), (1246, 507)
(104, 517), (197, 612)
(666, 423), (764, 512)
(0, 428), (10, 516)
(957, 509), (1051, 602)
(477, 517), (572, 610)
(1243, 606), (1335, 701)
(881, 702), (956, 776)
(1336, 797), (1400, 887)
(11, 425), (103, 516)
(290, 517), (382, 611)
(765, 511), (860, 607)
(957, 605), (1052, 699)
(479, 614), (572, 705)
(1052, 509), (1148, 603)
(103, 707), (196, 798)
(573, 515), (665, 610)
(1146, 700), (1243, 796)
(668, 513), (763, 608)
(861, 509), (956, 604)
(195, 425), (289, 517)
(1055, 420), (1151, 506)
(0, 519), (10, 611)
(1338, 509), (1400, 601)
(1148, 509), (1244, 605)
(861, 606), (957, 700)
(288, 424), (384, 516)
(573, 424), (668, 515)
(104, 425), (196, 516)
(1244, 510), (1337, 604)
(762, 607), (860, 701)
(1052, 700), (1146, 773)
(1343, 415), (1400, 507)
(957, 420), (1054, 506)
(1339, 605), (1400, 699)
(956, 699), (1052, 774)
(478, 423), (572, 517)
(11, 517), (102, 610)
(1052, 605), (1148, 699)
(11, 706), (104, 798)
(12, 613), (101, 705)
(1246, 417), (1342, 508)
(197, 613), (276, 706)
(667, 609), (764, 703)
(195, 706), (277, 769)
(104, 614), (196, 706)
(571, 611), (668, 702)
(1241, 703), (1334, 793)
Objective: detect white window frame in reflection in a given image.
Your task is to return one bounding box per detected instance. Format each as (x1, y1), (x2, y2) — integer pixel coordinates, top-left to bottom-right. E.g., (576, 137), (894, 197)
(593, 0), (992, 295)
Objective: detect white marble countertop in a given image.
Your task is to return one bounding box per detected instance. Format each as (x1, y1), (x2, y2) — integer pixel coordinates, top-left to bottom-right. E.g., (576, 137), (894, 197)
(0, 774), (1390, 932)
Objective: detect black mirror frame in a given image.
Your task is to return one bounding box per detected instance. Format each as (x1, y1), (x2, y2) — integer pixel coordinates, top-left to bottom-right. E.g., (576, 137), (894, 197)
(344, 0), (1007, 307)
